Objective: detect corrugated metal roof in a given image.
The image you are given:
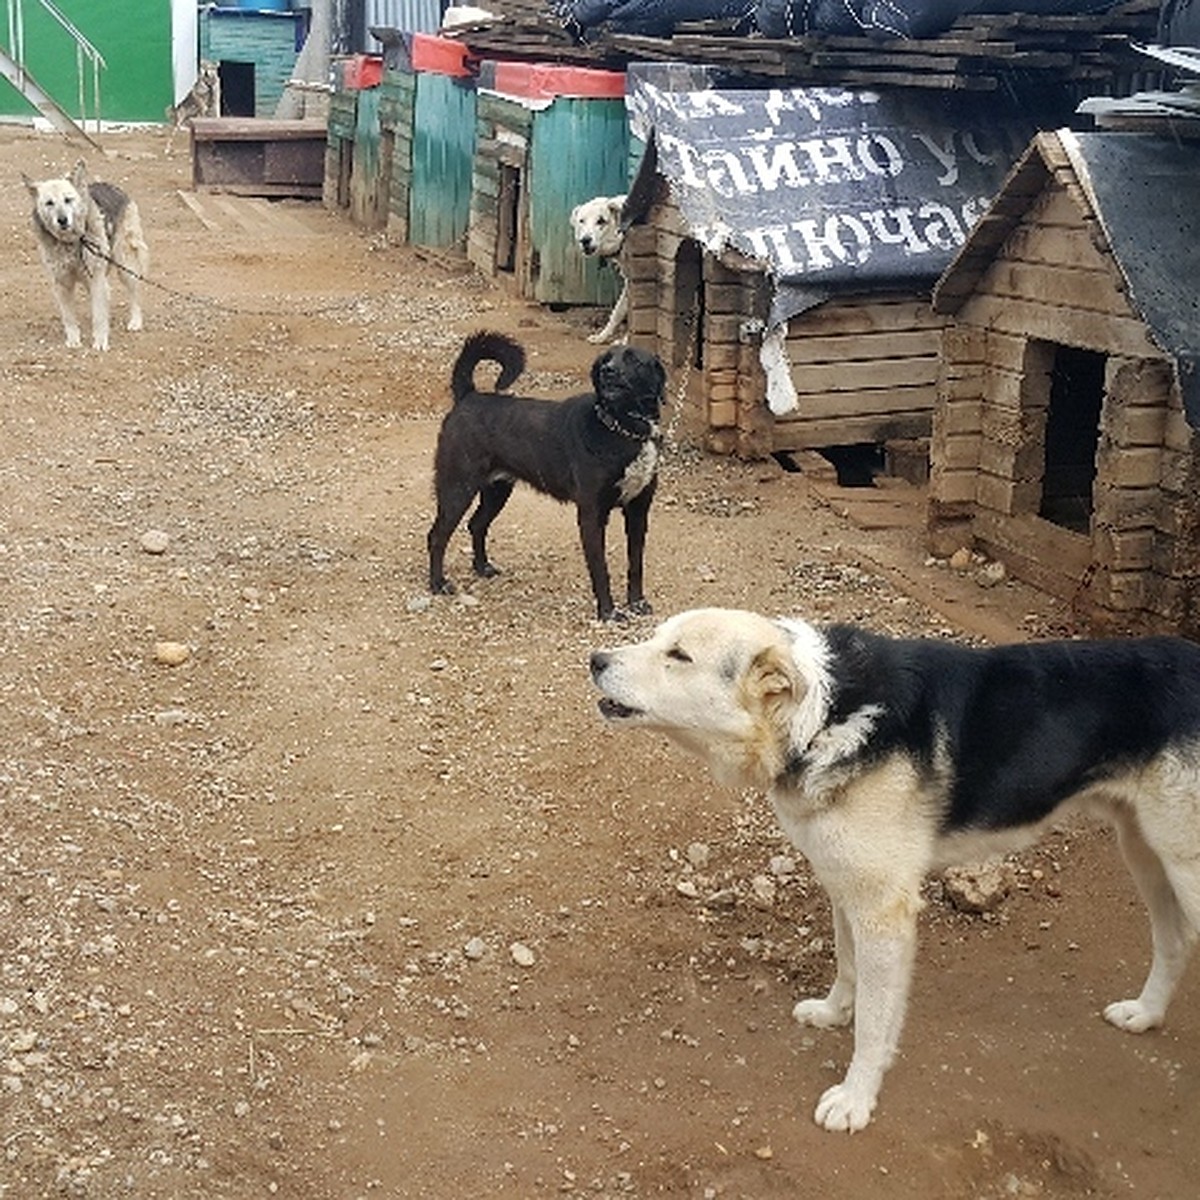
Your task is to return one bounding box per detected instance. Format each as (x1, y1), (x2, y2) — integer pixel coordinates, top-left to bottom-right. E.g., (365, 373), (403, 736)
(367, 0), (443, 45)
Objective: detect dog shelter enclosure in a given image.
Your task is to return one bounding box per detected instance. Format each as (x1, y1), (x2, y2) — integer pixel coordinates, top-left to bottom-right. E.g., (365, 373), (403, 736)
(324, 32), (480, 242)
(928, 130), (1200, 636)
(467, 59), (630, 307)
(618, 66), (1032, 464)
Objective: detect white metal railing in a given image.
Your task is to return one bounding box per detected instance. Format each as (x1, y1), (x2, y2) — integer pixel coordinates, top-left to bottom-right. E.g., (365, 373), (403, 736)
(4, 0), (105, 128)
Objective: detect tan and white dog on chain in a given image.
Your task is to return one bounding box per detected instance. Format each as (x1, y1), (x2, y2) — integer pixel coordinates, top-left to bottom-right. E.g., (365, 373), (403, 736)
(23, 159), (149, 351)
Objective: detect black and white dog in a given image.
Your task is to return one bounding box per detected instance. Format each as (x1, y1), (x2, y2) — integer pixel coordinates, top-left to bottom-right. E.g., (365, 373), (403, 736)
(591, 608), (1200, 1130)
(427, 331), (667, 621)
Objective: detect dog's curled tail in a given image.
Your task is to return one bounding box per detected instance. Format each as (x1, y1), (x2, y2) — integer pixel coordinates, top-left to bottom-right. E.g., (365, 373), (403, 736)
(451, 331), (526, 404)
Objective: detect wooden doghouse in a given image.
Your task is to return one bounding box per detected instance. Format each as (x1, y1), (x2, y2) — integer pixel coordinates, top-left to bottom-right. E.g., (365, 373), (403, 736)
(381, 34), (479, 247)
(623, 187), (946, 464)
(622, 67), (1029, 465)
(467, 60), (629, 306)
(324, 80), (379, 223)
(929, 130), (1200, 635)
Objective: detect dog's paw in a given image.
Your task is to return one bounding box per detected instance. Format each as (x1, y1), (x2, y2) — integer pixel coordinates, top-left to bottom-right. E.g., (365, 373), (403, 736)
(431, 579), (457, 596)
(626, 598), (653, 617)
(473, 561), (501, 579)
(599, 607), (629, 624)
(587, 330), (608, 345)
(793, 997), (853, 1029)
(814, 1082), (877, 1133)
(65, 330), (82, 349)
(1103, 999), (1164, 1033)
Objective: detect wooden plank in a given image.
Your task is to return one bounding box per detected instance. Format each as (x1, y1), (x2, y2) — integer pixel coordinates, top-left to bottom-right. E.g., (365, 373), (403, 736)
(191, 117), (327, 141)
(985, 260), (1131, 317)
(781, 383), (937, 421)
(1003, 222), (1107, 271)
(792, 357), (938, 395)
(785, 327), (941, 364)
(961, 294), (1157, 357)
(790, 297), (941, 337)
(175, 188), (219, 232)
(772, 410), (933, 450)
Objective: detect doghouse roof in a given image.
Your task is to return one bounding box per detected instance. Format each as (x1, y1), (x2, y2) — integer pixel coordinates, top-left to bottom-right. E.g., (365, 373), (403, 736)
(624, 62), (1034, 324)
(934, 129), (1200, 427)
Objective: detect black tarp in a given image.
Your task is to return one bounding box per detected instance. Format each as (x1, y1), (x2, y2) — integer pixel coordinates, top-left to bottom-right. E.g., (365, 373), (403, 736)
(561, 0), (1124, 40)
(626, 64), (1032, 323)
(1061, 133), (1200, 427)
(755, 1), (1123, 39)
(561, 0), (755, 37)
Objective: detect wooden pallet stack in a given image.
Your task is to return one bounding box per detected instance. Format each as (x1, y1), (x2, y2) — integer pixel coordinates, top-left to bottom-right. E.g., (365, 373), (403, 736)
(453, 0), (1159, 93)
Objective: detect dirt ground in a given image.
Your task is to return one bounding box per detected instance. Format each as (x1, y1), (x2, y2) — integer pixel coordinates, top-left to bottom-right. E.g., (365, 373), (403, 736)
(1, 126), (1197, 1200)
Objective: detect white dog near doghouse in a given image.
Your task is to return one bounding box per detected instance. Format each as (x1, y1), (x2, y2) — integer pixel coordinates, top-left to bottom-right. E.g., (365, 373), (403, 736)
(570, 193), (628, 344)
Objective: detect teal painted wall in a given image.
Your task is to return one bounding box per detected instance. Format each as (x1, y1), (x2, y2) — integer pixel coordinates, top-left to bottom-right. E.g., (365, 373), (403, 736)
(409, 73), (476, 248)
(201, 10), (302, 117)
(0, 0), (172, 122)
(528, 97), (630, 305)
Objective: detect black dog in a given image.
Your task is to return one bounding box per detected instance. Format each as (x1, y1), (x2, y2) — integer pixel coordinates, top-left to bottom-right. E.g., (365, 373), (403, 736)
(427, 331), (667, 621)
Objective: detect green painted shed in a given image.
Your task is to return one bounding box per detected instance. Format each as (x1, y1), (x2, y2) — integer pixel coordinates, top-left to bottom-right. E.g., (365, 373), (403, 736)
(200, 6), (306, 119)
(0, 0), (178, 125)
(467, 60), (629, 307)
(384, 34), (478, 248)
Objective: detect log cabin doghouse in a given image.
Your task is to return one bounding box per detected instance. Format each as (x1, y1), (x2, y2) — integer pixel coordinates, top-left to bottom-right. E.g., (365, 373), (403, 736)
(929, 130), (1200, 636)
(621, 65), (1031, 467)
(467, 60), (630, 306)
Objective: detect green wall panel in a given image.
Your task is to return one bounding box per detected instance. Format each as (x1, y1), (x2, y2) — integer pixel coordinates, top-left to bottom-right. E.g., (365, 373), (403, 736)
(409, 73), (476, 249)
(529, 97), (630, 305)
(0, 0), (172, 123)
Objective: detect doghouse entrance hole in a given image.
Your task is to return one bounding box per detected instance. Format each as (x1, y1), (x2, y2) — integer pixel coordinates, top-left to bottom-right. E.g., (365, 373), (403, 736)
(817, 443), (883, 488)
(219, 61), (255, 118)
(1039, 345), (1105, 533)
(673, 240), (704, 370)
(496, 164), (521, 274)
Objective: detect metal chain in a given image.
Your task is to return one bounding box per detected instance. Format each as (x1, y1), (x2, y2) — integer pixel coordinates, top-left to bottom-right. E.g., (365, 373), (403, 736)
(80, 234), (367, 319)
(661, 293), (701, 457)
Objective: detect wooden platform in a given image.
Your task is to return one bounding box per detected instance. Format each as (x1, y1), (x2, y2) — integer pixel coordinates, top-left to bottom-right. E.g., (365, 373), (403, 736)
(190, 118), (327, 199)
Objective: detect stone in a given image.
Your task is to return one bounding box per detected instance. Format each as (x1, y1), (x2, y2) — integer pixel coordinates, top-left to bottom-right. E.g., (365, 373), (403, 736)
(153, 641), (191, 666)
(140, 529), (170, 555)
(943, 863), (1012, 914)
(509, 942), (536, 968)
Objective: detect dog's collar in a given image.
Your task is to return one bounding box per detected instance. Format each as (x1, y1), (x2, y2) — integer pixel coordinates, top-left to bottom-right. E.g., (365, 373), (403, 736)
(593, 402), (656, 441)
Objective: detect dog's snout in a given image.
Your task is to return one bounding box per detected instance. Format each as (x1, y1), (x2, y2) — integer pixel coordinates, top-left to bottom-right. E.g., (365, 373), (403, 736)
(590, 650), (610, 679)
(56, 214), (70, 229)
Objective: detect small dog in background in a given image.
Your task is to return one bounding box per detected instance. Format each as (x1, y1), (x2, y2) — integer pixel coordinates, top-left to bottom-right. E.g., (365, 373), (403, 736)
(165, 59), (221, 154)
(23, 159), (149, 351)
(570, 193), (628, 344)
(427, 330), (667, 621)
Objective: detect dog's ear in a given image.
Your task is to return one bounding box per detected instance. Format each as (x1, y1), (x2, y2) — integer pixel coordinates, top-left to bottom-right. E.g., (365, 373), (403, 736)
(607, 196), (625, 223)
(570, 202), (582, 224)
(70, 159), (89, 190)
(21, 173), (37, 197)
(743, 646), (799, 722)
(591, 347), (615, 396)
